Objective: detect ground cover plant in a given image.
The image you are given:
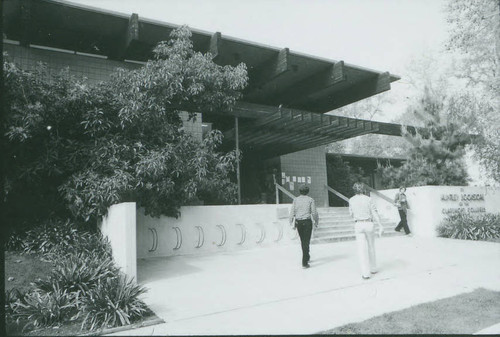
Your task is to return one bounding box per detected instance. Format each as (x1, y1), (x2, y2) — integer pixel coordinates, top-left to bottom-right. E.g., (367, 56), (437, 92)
(437, 209), (500, 241)
(4, 222), (153, 335)
(320, 288), (500, 334)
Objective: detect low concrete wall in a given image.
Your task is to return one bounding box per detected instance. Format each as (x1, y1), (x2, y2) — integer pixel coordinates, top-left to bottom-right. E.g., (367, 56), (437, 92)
(136, 204), (296, 258)
(371, 186), (500, 238)
(99, 202), (137, 281)
(100, 203), (296, 280)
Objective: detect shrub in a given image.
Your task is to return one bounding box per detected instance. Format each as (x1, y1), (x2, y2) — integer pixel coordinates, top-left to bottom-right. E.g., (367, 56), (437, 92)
(5, 288), (25, 320)
(81, 275), (148, 331)
(437, 210), (500, 240)
(4, 26), (245, 229)
(5, 218), (112, 261)
(13, 218), (79, 256)
(35, 252), (116, 297)
(6, 224), (150, 333)
(5, 232), (24, 252)
(9, 284), (78, 331)
(326, 155), (366, 206)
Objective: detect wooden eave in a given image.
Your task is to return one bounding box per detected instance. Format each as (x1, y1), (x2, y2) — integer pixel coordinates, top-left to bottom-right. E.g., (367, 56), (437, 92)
(3, 0), (400, 113)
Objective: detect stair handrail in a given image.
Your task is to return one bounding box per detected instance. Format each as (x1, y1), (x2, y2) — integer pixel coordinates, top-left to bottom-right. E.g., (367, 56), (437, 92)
(275, 182), (295, 202)
(325, 185), (350, 203)
(273, 174), (295, 203)
(361, 183), (396, 206)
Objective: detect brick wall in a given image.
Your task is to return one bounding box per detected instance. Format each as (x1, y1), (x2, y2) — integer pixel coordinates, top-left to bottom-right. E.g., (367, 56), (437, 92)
(180, 112), (203, 142)
(279, 146), (329, 207)
(3, 42), (141, 84)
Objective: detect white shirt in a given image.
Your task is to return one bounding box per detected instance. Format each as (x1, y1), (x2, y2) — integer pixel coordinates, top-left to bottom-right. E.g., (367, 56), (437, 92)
(348, 194), (381, 224)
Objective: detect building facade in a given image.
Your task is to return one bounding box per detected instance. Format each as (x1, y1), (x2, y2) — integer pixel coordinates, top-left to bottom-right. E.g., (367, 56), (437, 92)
(3, 0), (413, 207)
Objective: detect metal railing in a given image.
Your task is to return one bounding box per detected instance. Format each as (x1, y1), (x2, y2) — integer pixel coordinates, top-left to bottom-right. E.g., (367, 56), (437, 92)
(275, 182), (295, 203)
(273, 174), (295, 204)
(325, 185), (350, 203)
(361, 183), (396, 206)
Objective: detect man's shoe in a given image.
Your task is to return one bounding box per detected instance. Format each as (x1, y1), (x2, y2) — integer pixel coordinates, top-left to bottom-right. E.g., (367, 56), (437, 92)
(362, 275), (370, 280)
(302, 264), (310, 269)
(370, 271), (378, 274)
(395, 228), (401, 232)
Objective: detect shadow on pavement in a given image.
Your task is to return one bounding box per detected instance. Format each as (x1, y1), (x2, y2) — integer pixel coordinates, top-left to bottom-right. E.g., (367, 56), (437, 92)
(311, 253), (349, 267)
(137, 257), (202, 283)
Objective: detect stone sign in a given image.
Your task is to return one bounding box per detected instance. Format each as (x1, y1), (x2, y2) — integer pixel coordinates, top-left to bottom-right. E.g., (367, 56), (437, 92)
(371, 186), (500, 238)
(440, 191), (486, 215)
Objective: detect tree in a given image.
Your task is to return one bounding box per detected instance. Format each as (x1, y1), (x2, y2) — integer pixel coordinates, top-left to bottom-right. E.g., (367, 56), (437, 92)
(326, 155), (365, 206)
(445, 0), (500, 183)
(3, 26), (248, 229)
(326, 90), (411, 159)
(378, 87), (471, 188)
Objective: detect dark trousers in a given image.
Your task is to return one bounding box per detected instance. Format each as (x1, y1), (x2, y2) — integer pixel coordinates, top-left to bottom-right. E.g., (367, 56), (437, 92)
(296, 219), (313, 266)
(395, 209), (411, 234)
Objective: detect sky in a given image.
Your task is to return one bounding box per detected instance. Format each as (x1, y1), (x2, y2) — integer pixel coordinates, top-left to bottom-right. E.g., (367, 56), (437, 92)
(69, 0), (450, 120)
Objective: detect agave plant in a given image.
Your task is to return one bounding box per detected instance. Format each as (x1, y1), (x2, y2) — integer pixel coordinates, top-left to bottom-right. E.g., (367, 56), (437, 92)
(437, 210), (500, 241)
(9, 284), (78, 331)
(81, 275), (148, 331)
(35, 252), (117, 296)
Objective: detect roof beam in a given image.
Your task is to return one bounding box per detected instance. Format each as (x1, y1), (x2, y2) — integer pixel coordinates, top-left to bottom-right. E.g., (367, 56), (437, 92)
(126, 13), (140, 50)
(209, 32), (222, 61)
(244, 48), (290, 95)
(238, 115), (355, 147)
(317, 72), (392, 111)
(258, 125), (374, 157)
(267, 61), (346, 106)
(224, 105), (374, 144)
(112, 13), (140, 60)
(218, 101), (278, 120)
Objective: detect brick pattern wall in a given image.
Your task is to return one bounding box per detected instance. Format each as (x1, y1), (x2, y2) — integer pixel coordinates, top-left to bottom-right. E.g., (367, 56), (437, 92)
(180, 112), (203, 142)
(279, 146), (329, 207)
(3, 43), (141, 84)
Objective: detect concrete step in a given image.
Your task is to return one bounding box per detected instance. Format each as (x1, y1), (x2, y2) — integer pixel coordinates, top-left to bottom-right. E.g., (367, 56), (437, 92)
(317, 208), (350, 214)
(318, 221), (355, 228)
(313, 227), (402, 238)
(314, 229), (354, 238)
(318, 207), (349, 211)
(317, 211), (350, 216)
(317, 220), (396, 228)
(315, 223), (396, 233)
(313, 207), (398, 243)
(311, 230), (405, 244)
(318, 215), (353, 221)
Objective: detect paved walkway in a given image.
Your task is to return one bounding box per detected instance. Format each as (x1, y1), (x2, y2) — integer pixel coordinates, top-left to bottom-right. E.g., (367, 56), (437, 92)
(107, 236), (500, 335)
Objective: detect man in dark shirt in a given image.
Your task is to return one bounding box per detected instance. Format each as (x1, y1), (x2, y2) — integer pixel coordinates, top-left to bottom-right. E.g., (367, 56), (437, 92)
(289, 185), (319, 269)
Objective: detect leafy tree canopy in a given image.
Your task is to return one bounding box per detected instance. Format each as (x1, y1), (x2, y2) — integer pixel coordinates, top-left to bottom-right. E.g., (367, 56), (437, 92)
(3, 26), (248, 229)
(326, 155), (365, 206)
(378, 87), (471, 188)
(445, 0), (500, 183)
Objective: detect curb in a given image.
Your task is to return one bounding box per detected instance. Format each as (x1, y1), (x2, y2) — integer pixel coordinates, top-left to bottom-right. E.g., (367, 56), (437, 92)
(79, 317), (165, 336)
(474, 322), (500, 335)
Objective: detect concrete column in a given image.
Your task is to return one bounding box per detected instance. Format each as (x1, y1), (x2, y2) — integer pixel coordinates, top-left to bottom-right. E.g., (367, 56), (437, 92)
(100, 202), (137, 281)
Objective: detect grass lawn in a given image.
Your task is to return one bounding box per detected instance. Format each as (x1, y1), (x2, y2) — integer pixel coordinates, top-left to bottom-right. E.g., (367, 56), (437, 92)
(321, 288), (500, 334)
(4, 251), (54, 294)
(5, 251), (161, 336)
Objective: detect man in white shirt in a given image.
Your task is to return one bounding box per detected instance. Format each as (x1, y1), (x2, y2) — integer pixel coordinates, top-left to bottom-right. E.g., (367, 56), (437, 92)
(348, 183), (384, 279)
(289, 185), (319, 269)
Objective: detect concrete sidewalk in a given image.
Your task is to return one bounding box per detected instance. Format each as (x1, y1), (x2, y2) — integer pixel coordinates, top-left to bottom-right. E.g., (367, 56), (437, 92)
(107, 236), (500, 335)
